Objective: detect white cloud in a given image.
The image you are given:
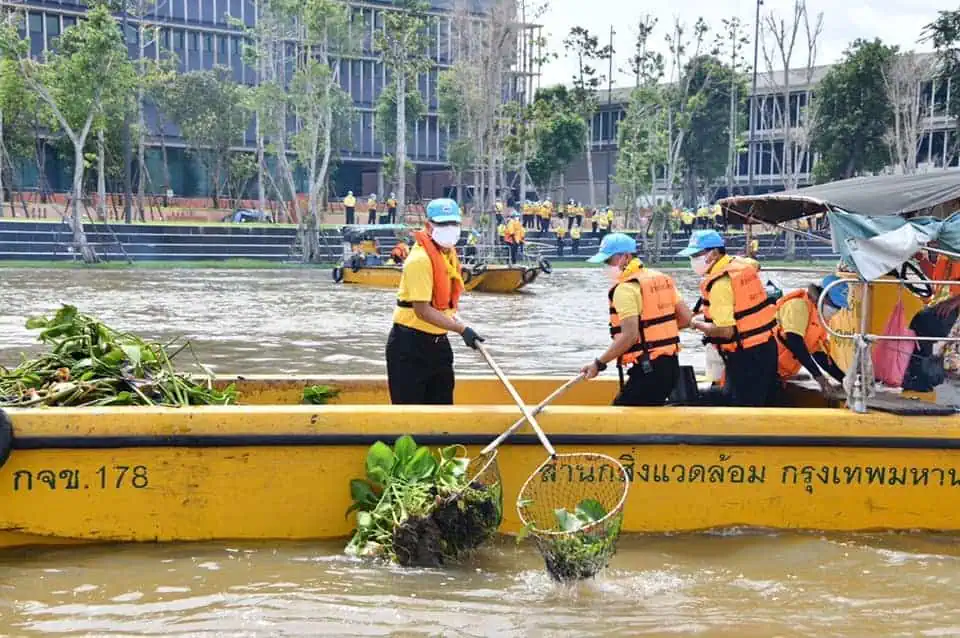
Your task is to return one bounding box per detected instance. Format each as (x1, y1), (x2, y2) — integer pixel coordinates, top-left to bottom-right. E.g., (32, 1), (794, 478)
(537, 0), (948, 89)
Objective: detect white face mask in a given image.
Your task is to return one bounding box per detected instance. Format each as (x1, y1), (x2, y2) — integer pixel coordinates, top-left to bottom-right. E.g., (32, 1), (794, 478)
(605, 265), (621, 283)
(431, 225), (461, 248)
(822, 305), (838, 323)
(690, 254), (710, 276)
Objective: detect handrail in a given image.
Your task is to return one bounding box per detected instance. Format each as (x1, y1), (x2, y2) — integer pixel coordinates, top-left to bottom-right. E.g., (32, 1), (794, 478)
(818, 277), (960, 343)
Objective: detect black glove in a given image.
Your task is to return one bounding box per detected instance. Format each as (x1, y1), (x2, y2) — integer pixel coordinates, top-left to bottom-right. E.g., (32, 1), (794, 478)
(461, 327), (484, 350)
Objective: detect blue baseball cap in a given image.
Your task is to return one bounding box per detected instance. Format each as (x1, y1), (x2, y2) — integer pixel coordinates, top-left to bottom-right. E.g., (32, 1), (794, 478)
(677, 229), (725, 257)
(587, 232), (637, 264)
(821, 274), (849, 309)
(426, 198), (462, 224)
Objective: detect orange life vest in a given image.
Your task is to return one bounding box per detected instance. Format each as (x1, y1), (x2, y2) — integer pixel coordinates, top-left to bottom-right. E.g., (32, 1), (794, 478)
(406, 230), (463, 311)
(700, 257), (777, 353)
(390, 242), (409, 263)
(608, 265), (681, 366)
(774, 289), (828, 378)
(932, 255), (960, 297)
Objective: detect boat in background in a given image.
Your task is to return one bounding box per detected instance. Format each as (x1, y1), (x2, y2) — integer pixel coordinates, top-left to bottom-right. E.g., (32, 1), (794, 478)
(331, 224), (548, 293)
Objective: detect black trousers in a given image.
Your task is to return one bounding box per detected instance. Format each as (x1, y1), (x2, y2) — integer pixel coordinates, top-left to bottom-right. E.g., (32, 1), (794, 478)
(388, 208), (397, 223)
(556, 237), (564, 256)
(508, 242), (520, 264)
(367, 209), (376, 224)
(345, 207), (355, 224)
(386, 324), (455, 405)
(613, 355), (680, 406)
(702, 338), (779, 407)
(571, 239), (579, 254)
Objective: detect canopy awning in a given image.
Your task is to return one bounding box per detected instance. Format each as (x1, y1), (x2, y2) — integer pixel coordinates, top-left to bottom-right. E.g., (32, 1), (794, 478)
(830, 210), (960, 280)
(719, 171), (960, 225)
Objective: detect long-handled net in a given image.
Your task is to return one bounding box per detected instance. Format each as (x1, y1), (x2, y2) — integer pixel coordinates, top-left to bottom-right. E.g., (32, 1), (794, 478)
(517, 453), (629, 582)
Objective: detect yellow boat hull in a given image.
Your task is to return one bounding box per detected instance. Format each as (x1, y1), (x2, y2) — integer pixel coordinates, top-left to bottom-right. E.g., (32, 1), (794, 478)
(470, 265), (540, 293)
(1, 376), (959, 550)
(340, 265), (484, 291)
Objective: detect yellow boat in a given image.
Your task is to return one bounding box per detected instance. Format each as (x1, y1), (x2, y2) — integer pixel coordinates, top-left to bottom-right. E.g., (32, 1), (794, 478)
(338, 264), (484, 291)
(336, 263), (543, 293)
(0, 370), (957, 551)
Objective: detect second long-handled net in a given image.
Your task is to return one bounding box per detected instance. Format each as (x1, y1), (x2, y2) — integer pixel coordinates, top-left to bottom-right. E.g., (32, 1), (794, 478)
(517, 453), (629, 582)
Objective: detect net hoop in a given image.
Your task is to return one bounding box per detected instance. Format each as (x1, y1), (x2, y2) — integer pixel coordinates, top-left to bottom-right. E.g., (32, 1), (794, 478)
(467, 448), (499, 487)
(516, 452), (629, 537)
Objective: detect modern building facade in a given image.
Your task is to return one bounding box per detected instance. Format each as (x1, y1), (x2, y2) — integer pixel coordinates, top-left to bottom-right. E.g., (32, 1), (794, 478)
(564, 55), (959, 206)
(6, 0), (540, 200)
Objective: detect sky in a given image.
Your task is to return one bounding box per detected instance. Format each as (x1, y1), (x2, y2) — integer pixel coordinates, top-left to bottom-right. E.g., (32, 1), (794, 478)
(536, 0), (949, 88)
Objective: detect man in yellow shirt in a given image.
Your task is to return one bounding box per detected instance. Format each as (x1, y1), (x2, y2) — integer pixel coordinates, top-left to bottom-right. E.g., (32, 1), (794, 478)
(606, 208), (615, 231)
(539, 198), (553, 233)
(366, 194), (378, 225)
(343, 191), (357, 225)
(775, 277), (845, 391)
(595, 210), (609, 237)
(505, 212), (524, 263)
(570, 224), (581, 255)
(387, 198), (484, 405)
(581, 233), (692, 405)
(386, 192), (398, 224)
(680, 230), (779, 407)
(553, 219), (567, 257)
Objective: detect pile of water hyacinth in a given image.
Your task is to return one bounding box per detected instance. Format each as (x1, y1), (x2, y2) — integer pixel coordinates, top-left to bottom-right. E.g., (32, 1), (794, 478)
(0, 305), (235, 407)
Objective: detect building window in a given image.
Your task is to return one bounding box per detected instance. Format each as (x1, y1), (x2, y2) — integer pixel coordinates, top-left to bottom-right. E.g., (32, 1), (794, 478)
(188, 31), (199, 51)
(45, 14), (60, 49)
(28, 12), (43, 56)
(63, 15), (77, 30)
(217, 34), (227, 58)
(160, 27), (170, 50)
(203, 33), (213, 52)
(173, 29), (185, 51)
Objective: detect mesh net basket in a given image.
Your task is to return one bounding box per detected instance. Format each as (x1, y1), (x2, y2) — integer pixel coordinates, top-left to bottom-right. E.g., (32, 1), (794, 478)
(517, 453), (629, 582)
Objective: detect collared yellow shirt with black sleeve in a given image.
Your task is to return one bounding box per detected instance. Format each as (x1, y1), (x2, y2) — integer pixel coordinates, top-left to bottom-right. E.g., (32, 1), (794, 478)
(392, 245), (456, 336)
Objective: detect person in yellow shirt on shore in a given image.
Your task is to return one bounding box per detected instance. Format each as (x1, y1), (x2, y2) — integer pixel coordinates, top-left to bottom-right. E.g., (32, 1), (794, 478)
(509, 212), (526, 263)
(606, 208), (615, 232)
(568, 201), (584, 230)
(343, 191), (357, 225)
(553, 218), (567, 257)
(522, 201), (535, 229)
(538, 198), (553, 233)
(595, 210), (609, 237)
(387, 198), (484, 405)
(495, 199), (505, 225)
(681, 209), (695, 236)
(386, 193), (398, 224)
(570, 223), (582, 255)
(366, 194), (378, 225)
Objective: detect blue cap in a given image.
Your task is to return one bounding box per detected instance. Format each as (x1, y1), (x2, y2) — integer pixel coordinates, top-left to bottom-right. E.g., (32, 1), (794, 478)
(677, 229), (725, 257)
(587, 232), (637, 264)
(426, 198), (462, 224)
(821, 274), (849, 309)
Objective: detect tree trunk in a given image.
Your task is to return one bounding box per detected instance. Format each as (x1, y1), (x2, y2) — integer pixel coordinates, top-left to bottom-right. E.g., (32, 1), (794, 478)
(0, 107), (5, 217)
(97, 129), (107, 219)
(727, 77), (736, 197)
(395, 73), (406, 219)
(455, 170), (462, 208)
(519, 138), (528, 204)
(584, 127), (596, 209)
(72, 143), (96, 263)
(137, 85), (147, 222)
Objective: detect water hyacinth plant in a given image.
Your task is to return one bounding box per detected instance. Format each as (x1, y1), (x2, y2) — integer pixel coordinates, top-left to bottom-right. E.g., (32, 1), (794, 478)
(0, 304), (235, 407)
(345, 436), (502, 567)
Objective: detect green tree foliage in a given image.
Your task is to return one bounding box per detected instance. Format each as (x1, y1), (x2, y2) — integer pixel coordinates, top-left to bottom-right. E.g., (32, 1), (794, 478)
(158, 67), (250, 208)
(810, 39), (895, 182)
(375, 0), (431, 216)
(437, 69), (476, 203)
(924, 9), (960, 158)
(525, 86), (586, 193)
(0, 57), (41, 209)
(563, 26), (612, 208)
(679, 55), (745, 202)
(375, 82), (427, 151)
(0, 3), (134, 262)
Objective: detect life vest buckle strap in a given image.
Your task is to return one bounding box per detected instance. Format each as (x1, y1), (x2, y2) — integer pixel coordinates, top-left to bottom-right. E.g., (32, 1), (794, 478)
(396, 300), (414, 308)
(733, 296), (774, 320)
(639, 313), (676, 328)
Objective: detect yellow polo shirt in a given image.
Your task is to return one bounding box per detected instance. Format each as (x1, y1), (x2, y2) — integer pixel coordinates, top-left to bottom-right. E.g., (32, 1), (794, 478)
(704, 255), (736, 327)
(613, 265), (681, 321)
(393, 245), (456, 335)
(777, 296), (810, 337)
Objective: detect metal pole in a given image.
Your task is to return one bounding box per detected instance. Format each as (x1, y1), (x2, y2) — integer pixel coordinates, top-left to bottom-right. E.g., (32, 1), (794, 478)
(604, 26), (614, 208)
(747, 0), (762, 197)
(121, 0), (133, 224)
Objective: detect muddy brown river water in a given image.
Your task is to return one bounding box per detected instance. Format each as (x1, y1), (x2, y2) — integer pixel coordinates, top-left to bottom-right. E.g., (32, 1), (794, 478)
(3, 266), (960, 637)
